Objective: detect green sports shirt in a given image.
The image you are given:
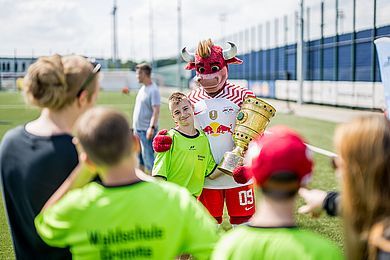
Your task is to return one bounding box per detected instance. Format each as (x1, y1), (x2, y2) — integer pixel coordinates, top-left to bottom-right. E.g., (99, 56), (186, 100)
(35, 180), (218, 260)
(152, 129), (217, 196)
(211, 225), (344, 260)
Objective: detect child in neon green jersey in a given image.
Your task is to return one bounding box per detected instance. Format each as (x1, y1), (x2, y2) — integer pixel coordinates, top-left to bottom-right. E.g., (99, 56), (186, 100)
(34, 107), (218, 260)
(152, 92), (222, 197)
(212, 126), (343, 260)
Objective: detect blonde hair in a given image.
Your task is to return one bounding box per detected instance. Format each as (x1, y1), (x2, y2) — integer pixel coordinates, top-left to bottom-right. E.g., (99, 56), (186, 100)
(23, 54), (98, 110)
(168, 92), (189, 111)
(76, 107), (133, 166)
(334, 115), (390, 259)
(196, 39), (214, 58)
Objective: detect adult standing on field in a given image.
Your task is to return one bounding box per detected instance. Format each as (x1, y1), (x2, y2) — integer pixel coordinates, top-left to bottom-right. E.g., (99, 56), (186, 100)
(0, 54), (100, 259)
(133, 63), (161, 173)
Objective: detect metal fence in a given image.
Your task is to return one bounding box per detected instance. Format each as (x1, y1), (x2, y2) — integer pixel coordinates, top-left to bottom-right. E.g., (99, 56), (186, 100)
(212, 0), (390, 83)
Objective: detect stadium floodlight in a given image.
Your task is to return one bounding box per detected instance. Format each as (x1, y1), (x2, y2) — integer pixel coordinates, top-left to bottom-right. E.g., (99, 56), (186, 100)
(297, 0), (304, 105)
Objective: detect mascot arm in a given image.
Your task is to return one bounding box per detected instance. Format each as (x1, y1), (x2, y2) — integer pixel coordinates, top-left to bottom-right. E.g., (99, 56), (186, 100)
(152, 129), (173, 152)
(232, 165), (251, 184)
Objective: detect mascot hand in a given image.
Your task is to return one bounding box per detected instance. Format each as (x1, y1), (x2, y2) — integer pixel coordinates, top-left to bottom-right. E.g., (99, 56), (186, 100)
(232, 165), (250, 184)
(153, 129), (172, 152)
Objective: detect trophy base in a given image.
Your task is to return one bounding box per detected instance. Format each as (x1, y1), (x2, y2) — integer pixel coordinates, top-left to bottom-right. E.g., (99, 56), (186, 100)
(218, 152), (244, 176)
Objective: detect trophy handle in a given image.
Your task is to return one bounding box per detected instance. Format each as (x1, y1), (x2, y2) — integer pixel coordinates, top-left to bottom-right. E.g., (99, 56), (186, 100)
(218, 146), (245, 176)
(219, 97), (276, 176)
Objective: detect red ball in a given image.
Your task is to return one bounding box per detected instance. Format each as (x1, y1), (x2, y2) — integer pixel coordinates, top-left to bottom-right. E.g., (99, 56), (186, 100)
(121, 87), (129, 94)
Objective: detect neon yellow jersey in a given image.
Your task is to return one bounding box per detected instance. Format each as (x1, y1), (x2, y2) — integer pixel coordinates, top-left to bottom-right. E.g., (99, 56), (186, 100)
(35, 180), (218, 260)
(152, 129), (217, 196)
(212, 225), (344, 260)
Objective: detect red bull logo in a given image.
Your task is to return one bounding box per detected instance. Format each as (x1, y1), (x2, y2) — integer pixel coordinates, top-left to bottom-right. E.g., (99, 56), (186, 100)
(202, 125), (214, 134)
(216, 124), (233, 134)
(202, 122), (233, 136)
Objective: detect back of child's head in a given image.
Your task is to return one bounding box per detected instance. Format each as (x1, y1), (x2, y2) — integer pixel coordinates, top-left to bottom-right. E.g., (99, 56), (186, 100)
(244, 126), (313, 199)
(23, 54), (98, 110)
(168, 92), (190, 111)
(76, 107), (132, 166)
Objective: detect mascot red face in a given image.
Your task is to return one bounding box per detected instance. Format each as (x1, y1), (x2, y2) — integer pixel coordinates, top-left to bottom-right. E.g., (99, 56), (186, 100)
(181, 39), (242, 94)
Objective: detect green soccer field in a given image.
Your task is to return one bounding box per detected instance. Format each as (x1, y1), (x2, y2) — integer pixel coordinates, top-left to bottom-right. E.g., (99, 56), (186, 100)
(0, 90), (343, 258)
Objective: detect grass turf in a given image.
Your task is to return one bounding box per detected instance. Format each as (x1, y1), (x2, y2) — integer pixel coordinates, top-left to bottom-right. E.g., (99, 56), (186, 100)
(0, 90), (343, 258)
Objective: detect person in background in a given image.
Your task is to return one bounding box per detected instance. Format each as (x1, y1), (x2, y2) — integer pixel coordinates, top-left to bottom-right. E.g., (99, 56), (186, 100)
(299, 115), (390, 260)
(152, 92), (223, 197)
(212, 126), (343, 260)
(35, 107), (219, 259)
(132, 63), (160, 173)
(0, 54), (100, 259)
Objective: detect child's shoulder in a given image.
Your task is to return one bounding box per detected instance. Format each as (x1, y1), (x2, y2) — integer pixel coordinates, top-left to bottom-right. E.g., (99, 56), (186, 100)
(196, 129), (209, 140)
(167, 128), (177, 137)
(197, 129), (206, 135)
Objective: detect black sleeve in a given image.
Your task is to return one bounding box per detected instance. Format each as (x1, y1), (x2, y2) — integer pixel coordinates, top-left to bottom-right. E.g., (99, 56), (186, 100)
(322, 191), (340, 217)
(153, 175), (167, 180)
(205, 164), (218, 177)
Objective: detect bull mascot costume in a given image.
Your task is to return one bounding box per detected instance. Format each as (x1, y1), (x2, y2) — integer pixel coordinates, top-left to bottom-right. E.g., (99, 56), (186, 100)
(154, 39), (255, 225)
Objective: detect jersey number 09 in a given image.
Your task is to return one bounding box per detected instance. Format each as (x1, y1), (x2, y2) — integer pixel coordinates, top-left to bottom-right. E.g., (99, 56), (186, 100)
(238, 190), (254, 206)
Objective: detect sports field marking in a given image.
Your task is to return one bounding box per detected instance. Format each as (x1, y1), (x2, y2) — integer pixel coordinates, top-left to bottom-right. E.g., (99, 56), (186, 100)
(306, 144), (337, 158)
(0, 104), (133, 109)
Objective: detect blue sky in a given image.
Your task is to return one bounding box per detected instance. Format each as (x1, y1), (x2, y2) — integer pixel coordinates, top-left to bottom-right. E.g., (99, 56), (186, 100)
(0, 0), (389, 61)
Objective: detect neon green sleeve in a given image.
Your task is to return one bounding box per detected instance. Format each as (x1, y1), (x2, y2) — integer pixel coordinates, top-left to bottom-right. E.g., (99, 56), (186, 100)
(152, 150), (170, 179)
(152, 132), (174, 179)
(34, 190), (83, 248)
(205, 154), (217, 177)
(205, 141), (217, 177)
(180, 191), (219, 259)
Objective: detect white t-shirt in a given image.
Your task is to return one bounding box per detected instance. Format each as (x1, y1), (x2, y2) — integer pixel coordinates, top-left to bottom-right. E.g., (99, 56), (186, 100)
(188, 82), (254, 189)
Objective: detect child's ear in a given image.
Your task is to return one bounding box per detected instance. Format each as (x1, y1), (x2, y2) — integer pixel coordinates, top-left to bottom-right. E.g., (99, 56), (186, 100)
(79, 152), (97, 172)
(77, 90), (90, 108)
(72, 137), (79, 145)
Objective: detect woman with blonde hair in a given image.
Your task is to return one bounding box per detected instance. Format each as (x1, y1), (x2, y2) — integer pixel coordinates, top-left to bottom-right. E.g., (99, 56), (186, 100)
(334, 115), (390, 260)
(300, 115), (390, 259)
(0, 54), (100, 259)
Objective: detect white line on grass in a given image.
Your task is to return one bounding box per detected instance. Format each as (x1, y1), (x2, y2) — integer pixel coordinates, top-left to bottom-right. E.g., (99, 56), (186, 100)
(306, 144), (337, 158)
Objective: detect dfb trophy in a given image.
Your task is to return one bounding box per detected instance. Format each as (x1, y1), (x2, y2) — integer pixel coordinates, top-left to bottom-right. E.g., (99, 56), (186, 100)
(218, 96), (276, 175)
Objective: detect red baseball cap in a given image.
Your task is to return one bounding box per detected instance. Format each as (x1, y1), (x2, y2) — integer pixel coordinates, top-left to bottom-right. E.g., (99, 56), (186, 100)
(244, 126), (313, 187)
